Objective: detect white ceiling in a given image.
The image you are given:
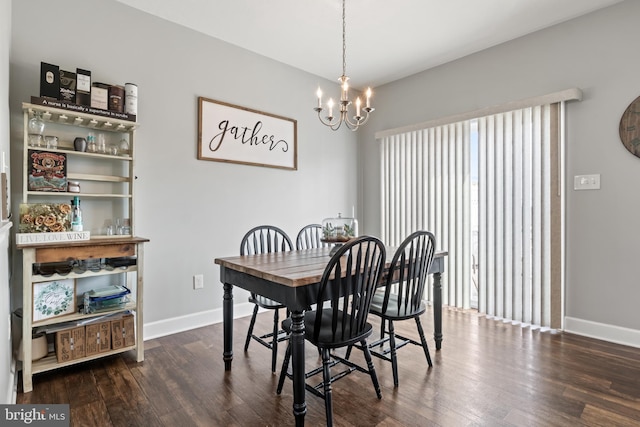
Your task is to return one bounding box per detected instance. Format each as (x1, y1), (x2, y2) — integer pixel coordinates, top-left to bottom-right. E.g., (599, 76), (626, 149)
(116, 0), (622, 89)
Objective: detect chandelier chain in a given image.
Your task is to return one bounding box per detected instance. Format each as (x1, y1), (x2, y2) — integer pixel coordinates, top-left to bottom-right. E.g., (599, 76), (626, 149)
(342, 0), (347, 78)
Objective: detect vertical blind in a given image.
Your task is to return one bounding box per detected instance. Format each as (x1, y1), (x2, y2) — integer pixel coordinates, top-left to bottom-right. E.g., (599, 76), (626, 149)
(380, 122), (472, 308)
(477, 105), (559, 328)
(380, 102), (563, 329)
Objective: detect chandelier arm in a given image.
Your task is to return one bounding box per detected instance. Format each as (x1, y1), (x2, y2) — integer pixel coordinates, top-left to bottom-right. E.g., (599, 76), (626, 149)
(343, 110), (370, 130)
(316, 109), (344, 131)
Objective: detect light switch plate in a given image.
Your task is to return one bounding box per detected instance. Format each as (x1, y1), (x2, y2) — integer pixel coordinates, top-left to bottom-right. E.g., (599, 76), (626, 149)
(193, 274), (204, 289)
(574, 174), (600, 190)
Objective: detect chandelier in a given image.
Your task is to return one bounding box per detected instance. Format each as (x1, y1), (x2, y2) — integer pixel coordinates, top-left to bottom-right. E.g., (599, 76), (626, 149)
(314, 0), (374, 131)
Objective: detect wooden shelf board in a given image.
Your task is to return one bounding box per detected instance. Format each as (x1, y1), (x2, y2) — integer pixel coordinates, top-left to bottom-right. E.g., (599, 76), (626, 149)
(26, 147), (132, 161)
(31, 301), (137, 328)
(31, 265), (137, 283)
(26, 191), (131, 199)
(24, 102), (138, 132)
(67, 173), (129, 183)
(32, 345), (138, 374)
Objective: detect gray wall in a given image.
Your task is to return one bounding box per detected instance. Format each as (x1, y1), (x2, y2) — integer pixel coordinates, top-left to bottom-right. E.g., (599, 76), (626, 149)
(1, 0), (13, 405)
(9, 0), (358, 340)
(359, 0), (640, 345)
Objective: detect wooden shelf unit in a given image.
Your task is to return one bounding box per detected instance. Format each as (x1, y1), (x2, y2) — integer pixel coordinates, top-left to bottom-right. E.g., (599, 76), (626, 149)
(19, 103), (147, 393)
(18, 238), (148, 393)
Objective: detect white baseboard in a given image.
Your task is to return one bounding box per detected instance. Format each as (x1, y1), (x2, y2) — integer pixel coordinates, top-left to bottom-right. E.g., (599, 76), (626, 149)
(143, 302), (256, 341)
(564, 316), (640, 349)
(144, 310), (640, 350)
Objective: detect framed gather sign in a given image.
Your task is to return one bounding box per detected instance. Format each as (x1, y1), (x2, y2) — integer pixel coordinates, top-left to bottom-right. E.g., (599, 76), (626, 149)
(198, 97), (297, 170)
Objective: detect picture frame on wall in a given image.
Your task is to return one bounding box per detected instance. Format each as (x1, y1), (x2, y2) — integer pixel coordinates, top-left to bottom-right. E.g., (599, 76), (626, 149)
(197, 97), (297, 171)
(32, 279), (76, 322)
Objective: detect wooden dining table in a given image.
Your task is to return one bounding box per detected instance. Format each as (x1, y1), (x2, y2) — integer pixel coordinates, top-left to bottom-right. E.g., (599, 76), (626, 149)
(215, 246), (447, 426)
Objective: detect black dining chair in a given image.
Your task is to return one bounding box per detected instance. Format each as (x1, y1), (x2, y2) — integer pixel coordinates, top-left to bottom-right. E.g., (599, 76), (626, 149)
(295, 223), (328, 250)
(366, 230), (436, 387)
(240, 225), (293, 373)
(276, 236), (386, 426)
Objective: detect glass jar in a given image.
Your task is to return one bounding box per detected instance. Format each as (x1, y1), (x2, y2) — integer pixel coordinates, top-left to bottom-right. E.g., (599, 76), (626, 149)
(28, 111), (45, 136)
(97, 133), (106, 153)
(44, 135), (58, 149)
(67, 181), (80, 193)
(119, 138), (130, 156)
(86, 132), (97, 153)
(28, 134), (43, 147)
(27, 111), (45, 147)
(321, 213), (359, 243)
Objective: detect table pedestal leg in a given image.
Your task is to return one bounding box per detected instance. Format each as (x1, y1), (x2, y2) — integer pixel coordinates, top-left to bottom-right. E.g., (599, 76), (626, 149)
(290, 310), (307, 426)
(223, 282), (234, 370)
(433, 272), (443, 350)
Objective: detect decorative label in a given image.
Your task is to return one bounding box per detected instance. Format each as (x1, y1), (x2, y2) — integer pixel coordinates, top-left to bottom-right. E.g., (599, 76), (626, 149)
(16, 231), (90, 245)
(31, 96), (136, 122)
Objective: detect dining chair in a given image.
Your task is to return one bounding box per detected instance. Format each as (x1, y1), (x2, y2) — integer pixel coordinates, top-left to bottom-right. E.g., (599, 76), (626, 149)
(276, 236), (386, 426)
(295, 223), (328, 250)
(366, 230), (436, 387)
(240, 225), (293, 373)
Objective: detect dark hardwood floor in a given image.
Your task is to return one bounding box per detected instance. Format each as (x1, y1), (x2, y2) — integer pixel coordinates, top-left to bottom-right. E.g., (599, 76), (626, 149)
(17, 307), (640, 426)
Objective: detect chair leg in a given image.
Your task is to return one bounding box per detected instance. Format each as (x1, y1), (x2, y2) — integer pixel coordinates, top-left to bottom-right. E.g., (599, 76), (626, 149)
(388, 320), (399, 387)
(361, 339), (382, 399)
(345, 345), (353, 360)
(244, 304), (259, 352)
(415, 317), (433, 367)
(272, 308), (279, 373)
(276, 341), (291, 395)
(379, 319), (386, 342)
(321, 348), (334, 427)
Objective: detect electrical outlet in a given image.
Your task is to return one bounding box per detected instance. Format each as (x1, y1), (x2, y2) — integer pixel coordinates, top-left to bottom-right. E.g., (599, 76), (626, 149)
(193, 274), (204, 290)
(574, 174), (600, 190)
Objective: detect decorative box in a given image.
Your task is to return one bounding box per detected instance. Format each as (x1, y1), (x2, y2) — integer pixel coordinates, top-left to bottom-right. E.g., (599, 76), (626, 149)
(321, 213), (358, 243)
(91, 82), (109, 110)
(111, 313), (135, 350)
(55, 326), (85, 362)
(85, 321), (111, 356)
(59, 70), (76, 103)
(76, 68), (91, 106)
(40, 62), (60, 100)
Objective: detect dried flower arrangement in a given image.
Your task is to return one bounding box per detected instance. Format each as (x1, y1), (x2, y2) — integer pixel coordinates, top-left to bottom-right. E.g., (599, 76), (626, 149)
(19, 203), (72, 233)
